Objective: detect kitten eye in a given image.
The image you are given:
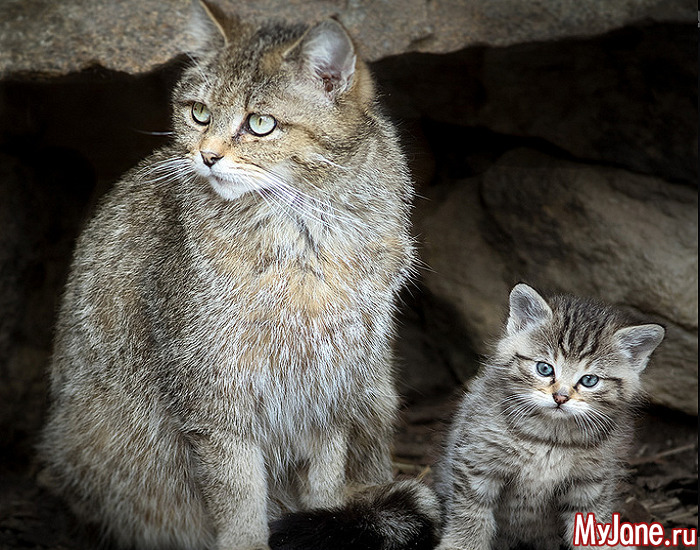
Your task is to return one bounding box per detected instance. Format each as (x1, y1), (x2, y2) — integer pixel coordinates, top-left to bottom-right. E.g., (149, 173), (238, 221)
(247, 113), (277, 136)
(579, 374), (600, 388)
(535, 361), (554, 377)
(191, 102), (211, 125)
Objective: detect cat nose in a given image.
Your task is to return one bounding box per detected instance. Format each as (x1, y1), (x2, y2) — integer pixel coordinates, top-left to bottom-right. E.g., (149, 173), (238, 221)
(553, 393), (569, 405)
(201, 150), (223, 167)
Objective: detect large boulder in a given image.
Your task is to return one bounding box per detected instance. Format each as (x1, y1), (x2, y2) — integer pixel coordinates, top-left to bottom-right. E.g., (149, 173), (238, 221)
(375, 23), (697, 184)
(0, 1), (694, 440)
(418, 148), (698, 414)
(0, 0), (692, 77)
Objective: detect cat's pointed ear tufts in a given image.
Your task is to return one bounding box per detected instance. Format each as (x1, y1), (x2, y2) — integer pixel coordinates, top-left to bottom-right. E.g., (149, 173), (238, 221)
(506, 284), (553, 336)
(292, 19), (357, 96)
(613, 324), (665, 372)
(186, 0), (234, 53)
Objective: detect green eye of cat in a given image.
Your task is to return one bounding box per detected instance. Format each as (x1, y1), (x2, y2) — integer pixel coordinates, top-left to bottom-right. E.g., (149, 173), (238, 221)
(535, 361), (554, 377)
(579, 374), (600, 388)
(191, 102), (211, 125)
(247, 113), (277, 136)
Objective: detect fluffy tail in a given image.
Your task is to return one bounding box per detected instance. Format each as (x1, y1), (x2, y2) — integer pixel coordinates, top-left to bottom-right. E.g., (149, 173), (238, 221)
(268, 480), (441, 550)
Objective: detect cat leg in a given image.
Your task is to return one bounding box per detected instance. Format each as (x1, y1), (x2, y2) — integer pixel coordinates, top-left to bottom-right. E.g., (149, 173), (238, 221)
(561, 481), (634, 550)
(299, 430), (347, 509)
(436, 473), (500, 550)
(190, 432), (270, 550)
(343, 389), (397, 486)
(344, 423), (394, 485)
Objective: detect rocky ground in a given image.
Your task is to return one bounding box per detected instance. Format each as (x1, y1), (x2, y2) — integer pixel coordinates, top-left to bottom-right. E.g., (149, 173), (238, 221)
(0, 394), (696, 550)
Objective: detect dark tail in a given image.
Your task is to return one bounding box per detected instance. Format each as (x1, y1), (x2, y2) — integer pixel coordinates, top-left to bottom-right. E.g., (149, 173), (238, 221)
(268, 480), (441, 550)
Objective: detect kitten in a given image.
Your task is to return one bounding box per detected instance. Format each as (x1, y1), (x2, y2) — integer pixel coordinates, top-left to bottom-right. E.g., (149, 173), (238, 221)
(435, 283), (664, 550)
(38, 4), (415, 550)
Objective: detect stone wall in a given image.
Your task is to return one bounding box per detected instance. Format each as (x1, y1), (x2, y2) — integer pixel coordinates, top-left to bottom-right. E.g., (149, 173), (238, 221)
(0, 1), (696, 458)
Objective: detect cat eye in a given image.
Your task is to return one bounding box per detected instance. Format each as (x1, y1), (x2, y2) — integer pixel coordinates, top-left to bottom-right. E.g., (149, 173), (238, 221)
(535, 361), (554, 377)
(247, 113), (277, 136)
(579, 374), (600, 388)
(191, 102), (211, 125)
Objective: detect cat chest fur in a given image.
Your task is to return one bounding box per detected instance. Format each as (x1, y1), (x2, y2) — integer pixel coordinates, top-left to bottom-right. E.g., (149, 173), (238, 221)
(165, 222), (398, 436)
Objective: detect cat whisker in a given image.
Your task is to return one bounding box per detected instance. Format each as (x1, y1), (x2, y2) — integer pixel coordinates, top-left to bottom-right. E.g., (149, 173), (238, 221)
(583, 407), (615, 436)
(131, 129), (175, 137)
(570, 412), (591, 444)
(241, 165), (370, 235)
(271, 182), (366, 232)
(263, 185), (333, 230)
(250, 180), (335, 235)
(184, 52), (213, 87)
(501, 394), (541, 426)
(256, 187), (314, 230)
(307, 153), (348, 170)
(503, 402), (540, 428)
(136, 157), (194, 185)
(250, 165), (365, 227)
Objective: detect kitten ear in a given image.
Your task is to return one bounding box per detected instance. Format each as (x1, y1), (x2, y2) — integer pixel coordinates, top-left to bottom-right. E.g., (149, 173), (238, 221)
(506, 284), (553, 336)
(186, 0), (232, 53)
(290, 19), (357, 96)
(613, 324), (665, 372)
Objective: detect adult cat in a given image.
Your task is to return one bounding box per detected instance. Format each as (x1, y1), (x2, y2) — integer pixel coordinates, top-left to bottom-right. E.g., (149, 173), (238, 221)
(39, 4), (415, 549)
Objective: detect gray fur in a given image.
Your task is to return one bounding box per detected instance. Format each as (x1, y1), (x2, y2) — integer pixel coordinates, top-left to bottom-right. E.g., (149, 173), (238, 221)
(38, 7), (413, 550)
(436, 283), (664, 550)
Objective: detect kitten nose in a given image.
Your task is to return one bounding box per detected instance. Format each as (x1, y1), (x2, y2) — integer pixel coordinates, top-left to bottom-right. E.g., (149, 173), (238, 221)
(553, 393), (569, 405)
(201, 150), (223, 167)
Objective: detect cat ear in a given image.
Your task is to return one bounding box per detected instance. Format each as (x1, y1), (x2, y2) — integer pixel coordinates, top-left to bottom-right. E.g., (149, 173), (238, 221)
(613, 324), (665, 372)
(290, 19), (357, 96)
(506, 284), (553, 336)
(186, 0), (232, 53)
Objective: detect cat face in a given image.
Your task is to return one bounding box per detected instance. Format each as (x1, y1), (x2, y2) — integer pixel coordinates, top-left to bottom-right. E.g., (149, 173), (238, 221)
(495, 284), (664, 440)
(167, 11), (375, 205)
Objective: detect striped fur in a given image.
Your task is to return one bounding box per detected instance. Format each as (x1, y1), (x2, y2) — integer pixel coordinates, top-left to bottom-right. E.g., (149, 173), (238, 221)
(38, 5), (413, 550)
(435, 284), (664, 550)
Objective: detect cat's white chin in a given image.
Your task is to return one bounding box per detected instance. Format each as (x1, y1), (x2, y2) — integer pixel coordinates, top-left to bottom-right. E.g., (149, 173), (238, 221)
(207, 176), (253, 201)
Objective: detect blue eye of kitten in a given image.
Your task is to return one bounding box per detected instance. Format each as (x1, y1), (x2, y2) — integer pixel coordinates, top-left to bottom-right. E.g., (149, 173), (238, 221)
(535, 361), (554, 377)
(579, 374), (600, 388)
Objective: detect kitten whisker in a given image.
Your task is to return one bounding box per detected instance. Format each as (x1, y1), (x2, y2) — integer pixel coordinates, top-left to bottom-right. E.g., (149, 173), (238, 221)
(583, 407), (615, 436)
(570, 412), (591, 444)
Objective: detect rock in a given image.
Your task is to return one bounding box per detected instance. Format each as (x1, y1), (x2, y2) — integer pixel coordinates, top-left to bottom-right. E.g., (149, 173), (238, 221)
(375, 23), (697, 184)
(0, 0), (693, 78)
(418, 148), (698, 415)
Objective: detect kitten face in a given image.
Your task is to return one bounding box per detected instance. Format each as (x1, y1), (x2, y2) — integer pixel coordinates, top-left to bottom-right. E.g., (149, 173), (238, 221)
(507, 344), (629, 422)
(495, 284), (664, 441)
(167, 17), (374, 205)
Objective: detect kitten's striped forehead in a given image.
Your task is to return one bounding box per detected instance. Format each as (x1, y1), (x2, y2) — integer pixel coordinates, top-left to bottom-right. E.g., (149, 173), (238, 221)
(547, 296), (622, 361)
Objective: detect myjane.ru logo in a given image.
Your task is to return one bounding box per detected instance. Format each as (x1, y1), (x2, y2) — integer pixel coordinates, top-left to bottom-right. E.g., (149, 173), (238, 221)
(573, 512), (697, 548)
